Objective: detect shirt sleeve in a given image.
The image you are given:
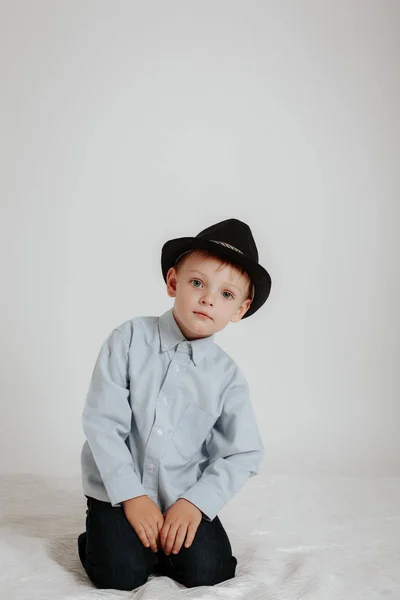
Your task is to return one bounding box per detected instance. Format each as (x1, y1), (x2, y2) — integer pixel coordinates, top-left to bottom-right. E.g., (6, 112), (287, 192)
(178, 366), (264, 521)
(81, 327), (146, 506)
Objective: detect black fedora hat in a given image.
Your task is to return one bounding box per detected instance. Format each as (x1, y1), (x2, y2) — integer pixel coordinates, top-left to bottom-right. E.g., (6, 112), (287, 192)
(161, 218), (272, 318)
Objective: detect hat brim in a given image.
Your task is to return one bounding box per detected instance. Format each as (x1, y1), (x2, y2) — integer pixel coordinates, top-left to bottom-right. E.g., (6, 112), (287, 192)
(161, 237), (271, 318)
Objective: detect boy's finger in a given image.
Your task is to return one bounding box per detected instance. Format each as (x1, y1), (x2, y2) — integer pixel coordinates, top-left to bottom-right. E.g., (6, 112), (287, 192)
(164, 525), (178, 555)
(171, 524), (187, 554)
(145, 524), (158, 552)
(149, 522), (160, 551)
(184, 523), (198, 548)
(136, 523), (151, 548)
(157, 518), (164, 535)
(159, 522), (170, 552)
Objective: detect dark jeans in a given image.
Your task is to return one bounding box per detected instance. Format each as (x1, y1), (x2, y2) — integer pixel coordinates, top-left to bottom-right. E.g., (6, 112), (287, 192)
(77, 496), (237, 590)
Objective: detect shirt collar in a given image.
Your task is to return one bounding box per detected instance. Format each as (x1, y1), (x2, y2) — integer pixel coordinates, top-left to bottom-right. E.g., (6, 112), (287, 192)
(158, 308), (215, 366)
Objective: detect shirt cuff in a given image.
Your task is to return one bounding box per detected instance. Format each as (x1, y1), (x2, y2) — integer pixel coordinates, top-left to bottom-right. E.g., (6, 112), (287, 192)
(103, 467), (146, 507)
(178, 481), (226, 522)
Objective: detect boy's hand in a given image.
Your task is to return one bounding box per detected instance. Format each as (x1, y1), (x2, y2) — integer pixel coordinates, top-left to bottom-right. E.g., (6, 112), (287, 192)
(122, 495), (164, 553)
(160, 498), (202, 555)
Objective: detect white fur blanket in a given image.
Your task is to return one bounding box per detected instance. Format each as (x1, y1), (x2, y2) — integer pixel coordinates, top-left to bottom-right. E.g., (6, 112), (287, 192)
(1, 469), (399, 599)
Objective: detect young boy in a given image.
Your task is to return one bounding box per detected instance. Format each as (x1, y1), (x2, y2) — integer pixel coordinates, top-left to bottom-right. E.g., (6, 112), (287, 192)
(77, 218), (272, 591)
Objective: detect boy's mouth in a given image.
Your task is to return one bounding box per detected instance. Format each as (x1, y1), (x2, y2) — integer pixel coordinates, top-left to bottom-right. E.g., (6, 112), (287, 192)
(193, 311), (213, 321)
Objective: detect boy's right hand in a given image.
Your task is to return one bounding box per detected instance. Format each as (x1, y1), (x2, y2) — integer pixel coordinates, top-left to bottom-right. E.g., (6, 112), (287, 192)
(122, 495), (164, 552)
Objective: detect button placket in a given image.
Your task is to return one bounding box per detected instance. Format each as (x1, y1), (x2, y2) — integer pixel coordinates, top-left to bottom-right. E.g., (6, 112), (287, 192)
(143, 456), (159, 492)
(143, 349), (189, 493)
(142, 355), (183, 491)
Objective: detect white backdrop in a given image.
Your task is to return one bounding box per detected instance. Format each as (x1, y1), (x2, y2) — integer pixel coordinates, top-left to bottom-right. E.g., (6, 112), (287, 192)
(0, 1), (398, 480)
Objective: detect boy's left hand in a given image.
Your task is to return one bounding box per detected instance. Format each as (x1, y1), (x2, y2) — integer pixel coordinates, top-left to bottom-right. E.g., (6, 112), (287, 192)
(160, 499), (202, 555)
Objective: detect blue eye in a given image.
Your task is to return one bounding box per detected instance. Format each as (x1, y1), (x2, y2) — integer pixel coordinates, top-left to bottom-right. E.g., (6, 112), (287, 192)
(190, 279), (202, 287)
(222, 291), (234, 299)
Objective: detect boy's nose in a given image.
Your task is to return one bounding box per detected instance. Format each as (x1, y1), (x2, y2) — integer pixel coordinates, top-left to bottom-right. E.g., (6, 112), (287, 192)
(201, 294), (214, 306)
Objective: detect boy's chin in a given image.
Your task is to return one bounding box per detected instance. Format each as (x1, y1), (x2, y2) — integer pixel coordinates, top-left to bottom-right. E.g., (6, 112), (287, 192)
(187, 313), (215, 333)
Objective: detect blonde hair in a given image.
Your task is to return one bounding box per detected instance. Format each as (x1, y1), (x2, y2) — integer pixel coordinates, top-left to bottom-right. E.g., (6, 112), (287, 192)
(174, 248), (255, 302)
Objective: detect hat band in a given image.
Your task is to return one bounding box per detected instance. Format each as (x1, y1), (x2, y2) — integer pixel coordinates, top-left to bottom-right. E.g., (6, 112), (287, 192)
(210, 240), (244, 254)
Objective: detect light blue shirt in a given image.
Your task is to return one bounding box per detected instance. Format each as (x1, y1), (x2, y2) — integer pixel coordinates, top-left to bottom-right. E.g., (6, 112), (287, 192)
(80, 308), (264, 522)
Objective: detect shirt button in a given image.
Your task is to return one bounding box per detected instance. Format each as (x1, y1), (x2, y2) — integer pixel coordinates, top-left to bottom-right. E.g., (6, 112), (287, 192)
(163, 397), (168, 405)
(148, 463), (154, 471)
(157, 428), (163, 436)
(175, 365), (180, 372)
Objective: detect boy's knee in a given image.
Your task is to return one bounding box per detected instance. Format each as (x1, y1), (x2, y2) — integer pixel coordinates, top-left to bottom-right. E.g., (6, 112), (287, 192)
(78, 531), (154, 591)
(88, 562), (150, 591)
(173, 555), (237, 588)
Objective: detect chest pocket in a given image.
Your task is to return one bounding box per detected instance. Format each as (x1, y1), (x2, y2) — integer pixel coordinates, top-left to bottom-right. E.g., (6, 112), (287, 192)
(171, 402), (218, 461)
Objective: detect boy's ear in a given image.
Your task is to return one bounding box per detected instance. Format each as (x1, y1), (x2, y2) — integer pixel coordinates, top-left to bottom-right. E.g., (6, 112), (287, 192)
(230, 298), (252, 323)
(166, 267), (178, 298)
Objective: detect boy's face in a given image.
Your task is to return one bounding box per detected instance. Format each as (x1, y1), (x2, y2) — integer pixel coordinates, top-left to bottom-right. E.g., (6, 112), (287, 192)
(166, 253), (252, 340)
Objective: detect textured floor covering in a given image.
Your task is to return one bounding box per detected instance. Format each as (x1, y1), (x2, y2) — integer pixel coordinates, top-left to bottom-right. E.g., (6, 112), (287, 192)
(1, 469), (399, 599)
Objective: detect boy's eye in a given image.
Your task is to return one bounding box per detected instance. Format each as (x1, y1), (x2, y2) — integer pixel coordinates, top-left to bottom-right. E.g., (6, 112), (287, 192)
(190, 280), (234, 299)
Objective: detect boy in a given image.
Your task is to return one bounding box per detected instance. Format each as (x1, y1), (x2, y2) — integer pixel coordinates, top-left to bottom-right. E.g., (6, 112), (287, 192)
(77, 218), (272, 590)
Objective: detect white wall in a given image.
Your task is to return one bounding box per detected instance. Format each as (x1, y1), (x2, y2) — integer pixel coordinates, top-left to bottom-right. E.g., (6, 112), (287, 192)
(0, 1), (398, 478)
